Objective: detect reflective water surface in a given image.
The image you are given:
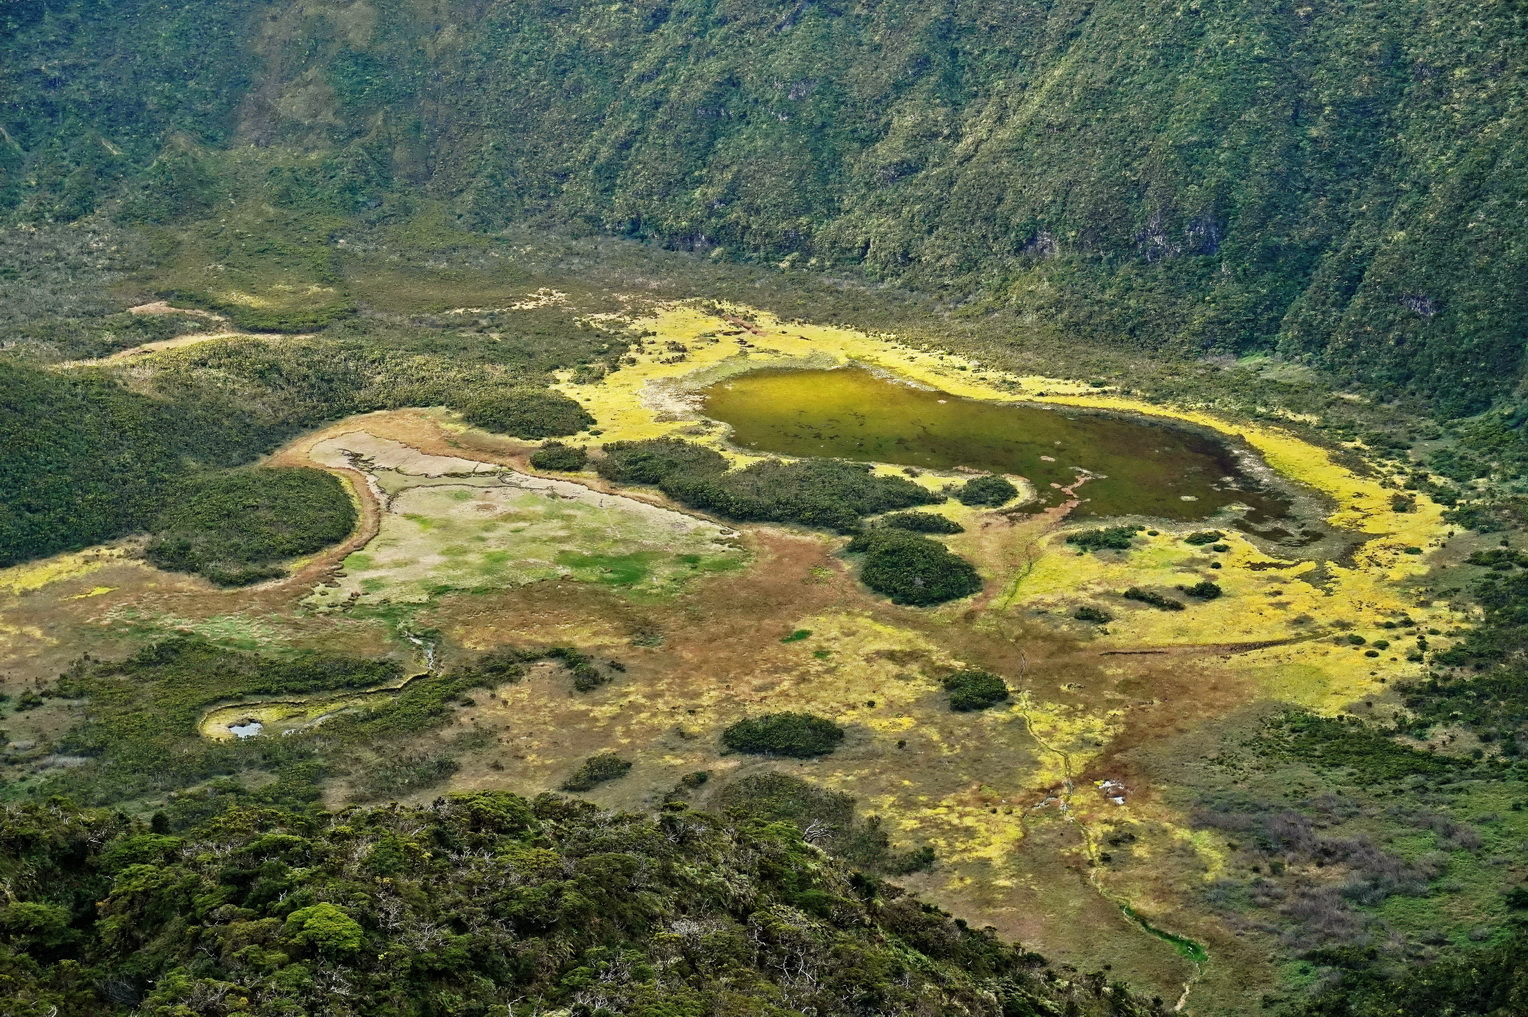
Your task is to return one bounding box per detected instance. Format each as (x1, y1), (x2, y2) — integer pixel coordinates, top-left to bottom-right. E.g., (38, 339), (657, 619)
(701, 367), (1291, 521)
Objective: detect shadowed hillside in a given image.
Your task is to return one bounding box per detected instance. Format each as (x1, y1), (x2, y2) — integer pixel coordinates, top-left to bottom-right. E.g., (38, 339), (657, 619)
(4, 0), (1527, 413)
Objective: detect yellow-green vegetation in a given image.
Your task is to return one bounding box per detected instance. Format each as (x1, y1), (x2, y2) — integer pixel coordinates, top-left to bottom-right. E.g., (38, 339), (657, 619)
(563, 303), (1459, 708)
(0, 300), (1496, 1014)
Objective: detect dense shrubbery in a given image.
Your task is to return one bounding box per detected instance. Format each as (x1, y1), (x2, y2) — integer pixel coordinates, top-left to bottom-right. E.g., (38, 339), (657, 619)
(942, 670), (1010, 712)
(1283, 928), (1528, 1017)
(1074, 606), (1114, 624)
(1123, 587), (1185, 611)
(0, 794), (1160, 1017)
(1434, 569), (1528, 668)
(598, 439), (942, 532)
(669, 458), (943, 533)
(1178, 580), (1223, 600)
(0, 314), (625, 570)
(1067, 526), (1142, 553)
(718, 771), (937, 875)
(28, 640), (558, 811)
(0, 362), (183, 566)
(877, 510), (964, 534)
(595, 437), (729, 485)
(722, 712), (845, 758)
(528, 441), (589, 471)
(848, 529), (983, 606)
(1183, 530), (1224, 546)
(145, 467), (356, 585)
(954, 474), (1020, 507)
(458, 388), (593, 439)
(560, 752), (632, 792)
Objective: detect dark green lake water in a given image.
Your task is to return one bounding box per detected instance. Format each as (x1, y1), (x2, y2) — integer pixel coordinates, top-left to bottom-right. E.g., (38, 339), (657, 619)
(700, 367), (1290, 522)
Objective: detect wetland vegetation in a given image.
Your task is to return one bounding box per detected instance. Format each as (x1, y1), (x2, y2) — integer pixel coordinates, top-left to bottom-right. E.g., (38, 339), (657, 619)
(4, 2), (1528, 1008)
(4, 295), (1526, 1017)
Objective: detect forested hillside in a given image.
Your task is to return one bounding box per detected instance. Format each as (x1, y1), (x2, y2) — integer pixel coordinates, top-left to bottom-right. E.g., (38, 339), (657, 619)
(0, 792), (1166, 1017)
(4, 0), (1526, 414)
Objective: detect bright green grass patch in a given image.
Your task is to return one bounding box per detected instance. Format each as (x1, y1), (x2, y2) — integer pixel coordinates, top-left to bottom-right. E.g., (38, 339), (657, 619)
(308, 475), (745, 608)
(557, 551), (664, 587)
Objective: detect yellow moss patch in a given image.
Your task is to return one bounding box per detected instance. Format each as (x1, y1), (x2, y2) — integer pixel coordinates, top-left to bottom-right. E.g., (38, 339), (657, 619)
(0, 549), (122, 596)
(561, 301), (1459, 721)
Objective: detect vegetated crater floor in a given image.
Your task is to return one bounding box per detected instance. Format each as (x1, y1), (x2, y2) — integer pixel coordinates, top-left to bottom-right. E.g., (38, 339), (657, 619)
(0, 300), (1465, 1011)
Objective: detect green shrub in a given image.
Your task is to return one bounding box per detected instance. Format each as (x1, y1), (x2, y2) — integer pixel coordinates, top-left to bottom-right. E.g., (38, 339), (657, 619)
(663, 458), (942, 533)
(1066, 526), (1142, 553)
(560, 753), (632, 792)
(1122, 587), (1185, 611)
(352, 752), (460, 801)
(719, 771), (854, 828)
(1183, 530), (1223, 546)
(722, 712), (844, 758)
(284, 903), (365, 955)
(1177, 580), (1223, 600)
(459, 388), (593, 439)
(145, 467), (356, 586)
(848, 529), (983, 606)
(781, 629), (812, 643)
(717, 772), (934, 873)
(883, 845), (938, 875)
(942, 670), (1010, 711)
(596, 438), (729, 485)
(954, 474), (1019, 507)
(0, 794), (1145, 1016)
(529, 441), (589, 471)
(877, 511), (964, 534)
(1074, 606), (1113, 624)
(1465, 548), (1528, 569)
(547, 646), (613, 692)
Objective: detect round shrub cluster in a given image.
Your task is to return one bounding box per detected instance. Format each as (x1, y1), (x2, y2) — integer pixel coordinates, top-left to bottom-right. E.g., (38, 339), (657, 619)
(596, 437), (728, 485)
(877, 511), (965, 534)
(529, 441), (589, 472)
(942, 670), (1010, 711)
(1177, 580), (1223, 600)
(1066, 526), (1142, 553)
(954, 474), (1019, 507)
(460, 388), (594, 439)
(560, 752), (633, 792)
(146, 467), (357, 586)
(848, 529), (982, 606)
(722, 712), (845, 757)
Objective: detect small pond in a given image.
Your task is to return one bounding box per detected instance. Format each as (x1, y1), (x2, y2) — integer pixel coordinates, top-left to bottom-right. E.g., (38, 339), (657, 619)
(701, 367), (1291, 522)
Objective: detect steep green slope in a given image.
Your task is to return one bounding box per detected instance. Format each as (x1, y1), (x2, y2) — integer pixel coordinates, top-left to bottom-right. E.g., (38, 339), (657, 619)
(0, 792), (1166, 1017)
(4, 0), (1527, 412)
